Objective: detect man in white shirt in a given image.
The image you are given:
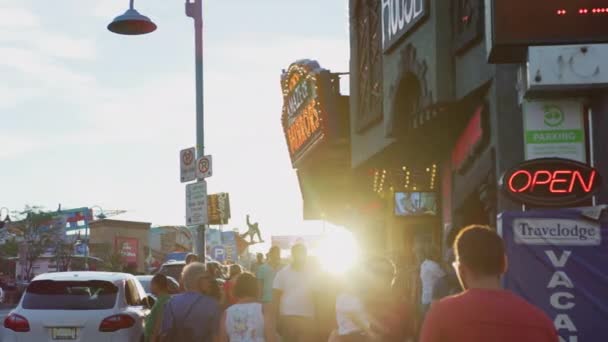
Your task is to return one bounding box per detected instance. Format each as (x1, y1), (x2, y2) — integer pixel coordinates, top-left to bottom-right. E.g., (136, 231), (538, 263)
(272, 243), (317, 342)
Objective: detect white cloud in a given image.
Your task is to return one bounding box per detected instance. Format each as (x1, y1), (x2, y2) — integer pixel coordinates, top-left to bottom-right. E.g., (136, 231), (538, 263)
(0, 134), (41, 159)
(0, 47), (96, 93)
(0, 6), (39, 29)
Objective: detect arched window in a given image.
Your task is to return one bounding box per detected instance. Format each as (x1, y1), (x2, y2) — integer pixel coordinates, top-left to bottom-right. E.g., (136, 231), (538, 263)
(354, 0), (383, 131)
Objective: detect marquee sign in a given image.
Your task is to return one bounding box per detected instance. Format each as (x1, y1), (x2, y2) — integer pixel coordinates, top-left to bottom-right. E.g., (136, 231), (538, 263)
(281, 60), (330, 165)
(501, 158), (601, 206)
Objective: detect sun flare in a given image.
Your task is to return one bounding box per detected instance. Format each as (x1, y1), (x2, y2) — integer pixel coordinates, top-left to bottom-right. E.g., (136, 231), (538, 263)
(313, 227), (360, 275)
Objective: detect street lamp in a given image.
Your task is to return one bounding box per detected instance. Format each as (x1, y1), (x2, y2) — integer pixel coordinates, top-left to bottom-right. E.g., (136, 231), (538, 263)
(107, 0), (156, 35)
(108, 0), (207, 260)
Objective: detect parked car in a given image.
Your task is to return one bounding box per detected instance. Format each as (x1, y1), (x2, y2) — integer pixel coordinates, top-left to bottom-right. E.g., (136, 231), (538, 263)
(156, 260), (185, 282)
(3, 272), (152, 342)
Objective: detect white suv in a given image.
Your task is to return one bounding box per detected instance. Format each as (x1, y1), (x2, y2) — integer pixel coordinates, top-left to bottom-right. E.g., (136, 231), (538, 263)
(3, 272), (151, 342)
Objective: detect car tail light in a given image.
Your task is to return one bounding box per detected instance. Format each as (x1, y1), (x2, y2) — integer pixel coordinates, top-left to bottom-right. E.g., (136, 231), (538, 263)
(99, 314), (135, 332)
(4, 314), (30, 332)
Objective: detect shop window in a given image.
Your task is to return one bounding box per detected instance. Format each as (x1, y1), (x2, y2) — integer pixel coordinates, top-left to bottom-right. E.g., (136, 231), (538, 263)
(354, 0), (383, 132)
(452, 0), (484, 54)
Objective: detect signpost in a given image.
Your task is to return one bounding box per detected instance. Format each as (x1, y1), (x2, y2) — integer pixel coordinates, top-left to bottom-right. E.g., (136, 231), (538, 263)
(196, 155), (213, 179)
(180, 147), (196, 183)
(523, 99), (587, 163)
(186, 181), (208, 226)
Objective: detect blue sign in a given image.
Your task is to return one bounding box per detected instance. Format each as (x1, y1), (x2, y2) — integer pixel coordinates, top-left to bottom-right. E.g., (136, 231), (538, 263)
(498, 208), (608, 342)
(221, 231), (239, 263)
(212, 245), (226, 263)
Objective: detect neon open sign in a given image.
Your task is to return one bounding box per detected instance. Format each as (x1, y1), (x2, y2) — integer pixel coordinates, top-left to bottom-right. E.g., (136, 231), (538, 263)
(502, 158), (601, 206)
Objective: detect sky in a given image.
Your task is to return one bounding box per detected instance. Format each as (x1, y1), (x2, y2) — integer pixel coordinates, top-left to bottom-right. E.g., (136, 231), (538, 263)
(0, 0), (350, 241)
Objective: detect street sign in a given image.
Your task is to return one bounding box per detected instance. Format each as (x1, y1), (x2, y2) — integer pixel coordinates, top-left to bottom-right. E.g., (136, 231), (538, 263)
(211, 245), (226, 263)
(186, 181), (208, 226)
(196, 155), (213, 179)
(180, 147), (196, 183)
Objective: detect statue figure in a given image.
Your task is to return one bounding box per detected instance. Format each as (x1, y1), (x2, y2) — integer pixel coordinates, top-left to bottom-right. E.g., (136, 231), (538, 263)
(241, 214), (264, 243)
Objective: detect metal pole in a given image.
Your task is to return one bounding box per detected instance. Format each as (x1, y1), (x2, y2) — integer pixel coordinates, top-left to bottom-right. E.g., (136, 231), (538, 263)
(588, 107), (597, 206)
(186, 0), (206, 260)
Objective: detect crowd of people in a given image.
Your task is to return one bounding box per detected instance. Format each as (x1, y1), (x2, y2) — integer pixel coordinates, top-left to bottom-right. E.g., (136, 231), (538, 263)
(142, 225), (559, 342)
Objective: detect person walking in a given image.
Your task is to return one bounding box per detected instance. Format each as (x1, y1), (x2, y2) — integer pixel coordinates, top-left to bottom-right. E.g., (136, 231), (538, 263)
(251, 253), (265, 276)
(432, 247), (461, 303)
(144, 274), (171, 342)
(160, 262), (221, 342)
(272, 243), (317, 342)
(185, 253), (199, 265)
(224, 264), (243, 307)
(219, 273), (276, 342)
(420, 225), (558, 342)
(364, 257), (413, 342)
(256, 246), (282, 307)
(331, 269), (374, 342)
(419, 244), (445, 317)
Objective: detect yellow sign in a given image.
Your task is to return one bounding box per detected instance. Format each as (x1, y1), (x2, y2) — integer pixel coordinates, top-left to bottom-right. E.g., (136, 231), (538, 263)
(281, 60), (327, 164)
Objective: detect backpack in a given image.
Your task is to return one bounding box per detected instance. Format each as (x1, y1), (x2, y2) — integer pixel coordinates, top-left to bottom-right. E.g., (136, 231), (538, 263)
(161, 296), (202, 342)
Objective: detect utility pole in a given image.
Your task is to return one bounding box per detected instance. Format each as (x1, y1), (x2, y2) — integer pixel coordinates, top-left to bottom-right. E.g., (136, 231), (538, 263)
(186, 0), (207, 259)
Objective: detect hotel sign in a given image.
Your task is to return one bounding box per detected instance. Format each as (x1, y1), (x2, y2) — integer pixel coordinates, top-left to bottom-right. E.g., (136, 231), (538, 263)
(381, 0), (429, 52)
(281, 60), (330, 165)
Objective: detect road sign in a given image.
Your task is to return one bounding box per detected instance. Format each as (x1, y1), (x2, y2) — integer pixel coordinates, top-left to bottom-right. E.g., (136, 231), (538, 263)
(186, 181), (208, 226)
(180, 147), (196, 183)
(196, 155), (213, 179)
(212, 245), (226, 263)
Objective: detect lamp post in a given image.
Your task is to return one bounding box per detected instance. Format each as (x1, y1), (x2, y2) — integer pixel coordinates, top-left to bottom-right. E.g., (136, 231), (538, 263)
(108, 0), (207, 260)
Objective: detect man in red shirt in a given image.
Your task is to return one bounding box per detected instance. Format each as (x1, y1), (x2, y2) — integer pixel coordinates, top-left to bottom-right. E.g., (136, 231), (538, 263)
(420, 225), (558, 342)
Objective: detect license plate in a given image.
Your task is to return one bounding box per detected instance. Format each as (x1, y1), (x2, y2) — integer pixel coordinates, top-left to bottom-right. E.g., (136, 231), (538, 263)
(52, 327), (77, 340)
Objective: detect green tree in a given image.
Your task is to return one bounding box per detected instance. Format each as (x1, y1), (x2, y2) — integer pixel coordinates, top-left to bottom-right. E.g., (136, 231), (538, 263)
(0, 238), (19, 257)
(14, 206), (59, 280)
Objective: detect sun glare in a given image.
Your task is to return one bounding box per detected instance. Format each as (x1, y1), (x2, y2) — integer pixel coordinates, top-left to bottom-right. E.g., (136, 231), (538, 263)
(313, 227), (360, 275)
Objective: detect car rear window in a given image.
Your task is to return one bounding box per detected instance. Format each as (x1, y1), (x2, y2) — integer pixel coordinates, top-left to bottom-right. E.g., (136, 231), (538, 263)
(138, 278), (151, 293)
(23, 280), (118, 310)
(159, 264), (184, 281)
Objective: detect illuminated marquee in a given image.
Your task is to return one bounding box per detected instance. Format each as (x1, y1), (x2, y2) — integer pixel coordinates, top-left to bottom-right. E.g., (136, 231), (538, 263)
(502, 158), (602, 206)
(281, 60), (329, 165)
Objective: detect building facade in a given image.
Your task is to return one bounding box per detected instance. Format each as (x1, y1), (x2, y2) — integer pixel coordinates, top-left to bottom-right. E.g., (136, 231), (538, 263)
(89, 219), (151, 273)
(348, 0), (608, 263)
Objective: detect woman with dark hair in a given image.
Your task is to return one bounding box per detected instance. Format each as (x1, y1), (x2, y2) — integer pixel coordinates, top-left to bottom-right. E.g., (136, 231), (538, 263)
(218, 273), (276, 342)
(223, 264), (243, 307)
(364, 257), (414, 342)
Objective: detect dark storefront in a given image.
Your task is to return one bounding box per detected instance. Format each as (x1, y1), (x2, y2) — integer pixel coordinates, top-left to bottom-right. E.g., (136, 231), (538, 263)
(349, 0), (608, 264)
(347, 0), (608, 334)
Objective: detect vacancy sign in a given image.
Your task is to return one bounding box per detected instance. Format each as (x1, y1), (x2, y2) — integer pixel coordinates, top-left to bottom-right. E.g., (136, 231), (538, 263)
(186, 181), (208, 226)
(523, 99), (586, 163)
(180, 147), (196, 183)
(196, 155), (213, 179)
